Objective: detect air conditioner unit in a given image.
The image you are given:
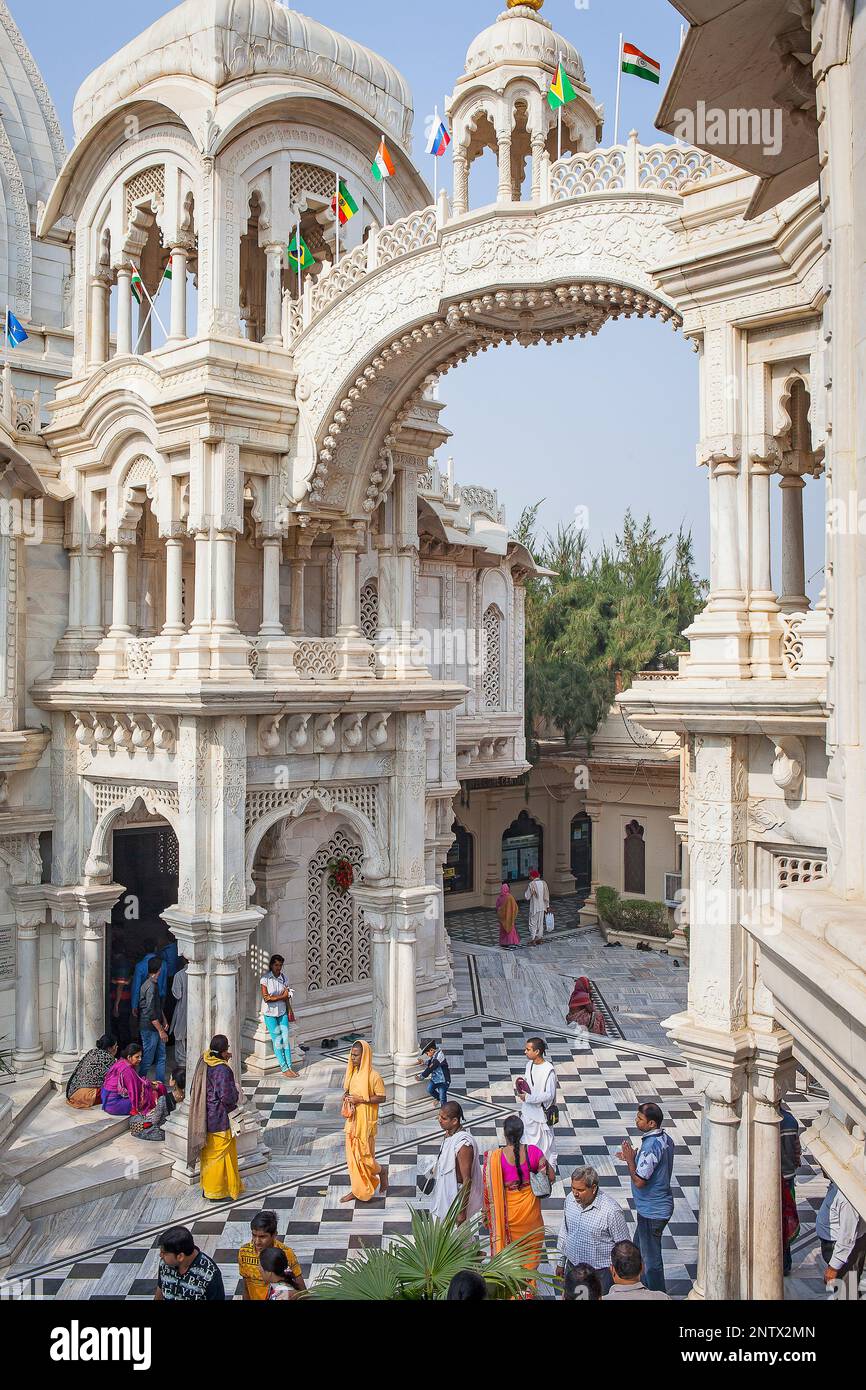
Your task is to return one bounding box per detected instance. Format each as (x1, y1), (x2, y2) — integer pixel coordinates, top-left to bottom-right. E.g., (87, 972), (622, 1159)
(663, 872), (682, 908)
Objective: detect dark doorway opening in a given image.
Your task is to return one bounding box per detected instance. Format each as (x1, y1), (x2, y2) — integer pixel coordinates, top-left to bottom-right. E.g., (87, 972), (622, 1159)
(107, 824), (179, 1045)
(444, 820), (473, 895)
(570, 813), (592, 897)
(501, 809), (543, 883)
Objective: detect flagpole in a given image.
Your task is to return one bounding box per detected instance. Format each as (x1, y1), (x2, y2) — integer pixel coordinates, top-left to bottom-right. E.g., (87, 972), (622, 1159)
(614, 33), (624, 146)
(432, 106), (438, 202)
(381, 135), (388, 228)
(131, 264), (168, 351)
(335, 171), (341, 265)
(297, 212), (303, 301)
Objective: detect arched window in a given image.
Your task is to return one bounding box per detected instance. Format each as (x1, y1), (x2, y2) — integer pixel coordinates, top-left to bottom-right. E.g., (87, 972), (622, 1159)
(623, 819), (646, 895)
(306, 829), (370, 992)
(444, 820), (473, 894)
(482, 603), (503, 710)
(570, 813), (592, 895)
(502, 809), (542, 882)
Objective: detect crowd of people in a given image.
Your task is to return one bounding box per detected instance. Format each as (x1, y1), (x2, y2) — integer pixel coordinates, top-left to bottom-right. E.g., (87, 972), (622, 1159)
(63, 927), (865, 1300)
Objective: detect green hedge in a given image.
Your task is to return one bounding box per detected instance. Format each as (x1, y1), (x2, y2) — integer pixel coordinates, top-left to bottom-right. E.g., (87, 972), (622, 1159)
(595, 886), (672, 939)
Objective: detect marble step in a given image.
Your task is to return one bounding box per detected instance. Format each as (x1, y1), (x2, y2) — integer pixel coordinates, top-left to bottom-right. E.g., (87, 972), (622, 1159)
(4, 1079), (53, 1144)
(21, 1136), (174, 1219)
(5, 1113), (130, 1186)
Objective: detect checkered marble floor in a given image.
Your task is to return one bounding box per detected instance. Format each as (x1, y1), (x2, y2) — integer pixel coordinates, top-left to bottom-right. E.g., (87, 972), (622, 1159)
(446, 893), (586, 949)
(8, 1011), (828, 1301)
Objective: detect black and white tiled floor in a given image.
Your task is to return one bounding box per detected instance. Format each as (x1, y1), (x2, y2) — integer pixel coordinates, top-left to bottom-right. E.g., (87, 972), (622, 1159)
(7, 1006), (827, 1300)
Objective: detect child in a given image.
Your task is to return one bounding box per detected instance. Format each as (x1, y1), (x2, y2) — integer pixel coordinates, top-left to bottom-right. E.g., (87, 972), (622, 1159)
(418, 1039), (451, 1108)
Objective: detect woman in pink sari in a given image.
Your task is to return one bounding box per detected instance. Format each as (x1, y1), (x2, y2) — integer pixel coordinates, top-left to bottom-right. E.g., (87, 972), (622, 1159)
(101, 1042), (166, 1116)
(497, 883), (521, 949)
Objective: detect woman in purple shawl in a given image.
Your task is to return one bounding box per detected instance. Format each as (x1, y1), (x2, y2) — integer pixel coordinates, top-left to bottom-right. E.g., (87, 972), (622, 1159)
(101, 1041), (165, 1116)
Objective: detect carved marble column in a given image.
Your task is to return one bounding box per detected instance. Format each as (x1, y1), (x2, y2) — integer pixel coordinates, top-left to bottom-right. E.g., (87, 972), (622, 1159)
(108, 543), (132, 636)
(453, 151), (469, 215)
(263, 243), (284, 346)
(748, 453), (782, 675)
(88, 271), (111, 366)
(115, 265), (133, 355)
(259, 537), (284, 637)
(496, 135), (513, 204)
(778, 472), (808, 613)
(8, 885), (45, 1074)
(167, 245), (189, 342)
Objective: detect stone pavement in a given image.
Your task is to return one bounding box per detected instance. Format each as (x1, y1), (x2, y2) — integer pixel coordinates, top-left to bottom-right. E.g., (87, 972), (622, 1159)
(3, 938), (827, 1301)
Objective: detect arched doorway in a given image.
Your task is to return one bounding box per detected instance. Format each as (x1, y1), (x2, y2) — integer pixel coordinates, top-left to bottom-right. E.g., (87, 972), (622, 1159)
(502, 809), (542, 883)
(108, 819), (179, 1044)
(570, 812), (592, 897)
(443, 819), (473, 895)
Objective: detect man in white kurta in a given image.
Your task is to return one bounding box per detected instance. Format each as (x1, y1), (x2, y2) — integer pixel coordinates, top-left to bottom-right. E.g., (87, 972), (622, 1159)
(427, 1102), (483, 1223)
(516, 1036), (558, 1167)
(524, 871), (549, 945)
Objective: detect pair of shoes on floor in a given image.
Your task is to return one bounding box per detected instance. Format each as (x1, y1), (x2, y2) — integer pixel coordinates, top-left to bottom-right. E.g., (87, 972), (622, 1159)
(603, 940), (623, 949)
(636, 940), (653, 952)
(321, 1036), (339, 1049)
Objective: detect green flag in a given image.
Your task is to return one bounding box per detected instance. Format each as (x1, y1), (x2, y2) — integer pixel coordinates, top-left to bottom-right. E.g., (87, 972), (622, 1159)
(288, 231), (315, 271)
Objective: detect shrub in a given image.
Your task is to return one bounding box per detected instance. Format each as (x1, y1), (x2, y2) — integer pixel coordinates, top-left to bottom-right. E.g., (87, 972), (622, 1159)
(595, 886), (619, 924)
(595, 886), (671, 939)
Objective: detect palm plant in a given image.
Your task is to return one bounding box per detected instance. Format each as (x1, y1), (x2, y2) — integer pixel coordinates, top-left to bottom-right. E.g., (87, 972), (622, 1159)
(309, 1195), (551, 1300)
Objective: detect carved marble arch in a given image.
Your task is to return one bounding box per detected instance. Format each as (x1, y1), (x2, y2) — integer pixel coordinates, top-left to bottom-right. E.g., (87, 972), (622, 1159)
(775, 368), (824, 475)
(84, 789), (182, 884)
(244, 792), (388, 900)
(107, 446), (166, 543)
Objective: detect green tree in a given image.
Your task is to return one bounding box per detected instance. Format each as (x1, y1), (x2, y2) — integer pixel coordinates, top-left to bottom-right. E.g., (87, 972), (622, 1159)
(514, 507), (706, 755)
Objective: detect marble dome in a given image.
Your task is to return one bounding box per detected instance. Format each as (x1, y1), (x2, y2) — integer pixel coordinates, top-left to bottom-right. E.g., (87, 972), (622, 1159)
(72, 0), (415, 151)
(464, 4), (586, 86)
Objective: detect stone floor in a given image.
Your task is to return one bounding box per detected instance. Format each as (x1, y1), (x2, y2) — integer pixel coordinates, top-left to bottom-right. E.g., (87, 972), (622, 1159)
(2, 932), (827, 1300)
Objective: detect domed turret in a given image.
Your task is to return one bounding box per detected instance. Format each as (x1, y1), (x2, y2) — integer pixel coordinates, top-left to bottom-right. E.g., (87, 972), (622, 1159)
(449, 2), (602, 214)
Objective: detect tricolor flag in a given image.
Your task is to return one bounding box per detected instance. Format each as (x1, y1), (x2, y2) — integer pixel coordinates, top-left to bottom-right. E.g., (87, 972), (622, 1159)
(547, 62), (577, 111)
(331, 178), (359, 226)
(426, 116), (451, 157)
(621, 42), (661, 84)
(163, 255), (173, 282)
(371, 137), (395, 182)
(288, 230), (315, 271)
(5, 309), (27, 347)
(130, 268), (144, 304)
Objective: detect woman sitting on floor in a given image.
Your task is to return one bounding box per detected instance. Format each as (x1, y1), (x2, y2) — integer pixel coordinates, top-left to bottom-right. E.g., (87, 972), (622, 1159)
(66, 1033), (118, 1109)
(101, 1041), (166, 1117)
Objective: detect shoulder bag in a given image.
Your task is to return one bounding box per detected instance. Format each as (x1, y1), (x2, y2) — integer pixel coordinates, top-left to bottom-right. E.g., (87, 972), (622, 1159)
(527, 1145), (552, 1198)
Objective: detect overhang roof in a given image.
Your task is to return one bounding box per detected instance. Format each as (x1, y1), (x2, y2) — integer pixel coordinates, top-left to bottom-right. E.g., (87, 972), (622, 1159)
(657, 0), (820, 219)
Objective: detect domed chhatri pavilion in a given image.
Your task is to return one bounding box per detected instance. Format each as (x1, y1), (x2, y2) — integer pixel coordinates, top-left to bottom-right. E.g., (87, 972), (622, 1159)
(0, 0), (863, 1306)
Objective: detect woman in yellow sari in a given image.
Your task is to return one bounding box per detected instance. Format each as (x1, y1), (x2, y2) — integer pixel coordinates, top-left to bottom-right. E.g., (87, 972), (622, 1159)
(482, 1113), (554, 1290)
(187, 1034), (245, 1202)
(340, 1040), (387, 1203)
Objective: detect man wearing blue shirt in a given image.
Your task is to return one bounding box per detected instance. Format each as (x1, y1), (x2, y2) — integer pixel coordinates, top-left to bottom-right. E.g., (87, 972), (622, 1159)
(617, 1102), (675, 1293)
(130, 939), (169, 1028)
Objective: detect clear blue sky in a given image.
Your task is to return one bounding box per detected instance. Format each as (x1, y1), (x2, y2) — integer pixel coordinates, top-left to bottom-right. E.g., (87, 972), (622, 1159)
(13, 1), (824, 591)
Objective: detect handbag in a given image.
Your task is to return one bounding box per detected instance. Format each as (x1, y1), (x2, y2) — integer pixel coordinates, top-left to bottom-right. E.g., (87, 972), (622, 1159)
(417, 1168), (437, 1197)
(544, 911), (555, 933)
(530, 1166), (552, 1198)
(341, 1096), (354, 1120)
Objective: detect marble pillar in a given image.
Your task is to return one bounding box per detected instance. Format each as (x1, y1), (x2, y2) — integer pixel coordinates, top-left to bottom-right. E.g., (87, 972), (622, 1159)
(10, 887), (45, 1074)
(778, 473), (808, 612)
(115, 266), (133, 355)
(167, 246), (188, 342)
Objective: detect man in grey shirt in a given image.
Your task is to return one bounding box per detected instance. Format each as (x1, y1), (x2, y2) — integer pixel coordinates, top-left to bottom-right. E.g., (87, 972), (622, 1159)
(603, 1240), (671, 1301)
(138, 956), (168, 1085)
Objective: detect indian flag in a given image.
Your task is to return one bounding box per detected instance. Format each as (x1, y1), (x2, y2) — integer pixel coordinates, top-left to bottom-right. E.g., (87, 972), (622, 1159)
(130, 268), (143, 304)
(163, 256), (172, 281)
(332, 178), (359, 226)
(371, 137), (395, 182)
(547, 62), (577, 111)
(288, 231), (315, 271)
(621, 42), (661, 84)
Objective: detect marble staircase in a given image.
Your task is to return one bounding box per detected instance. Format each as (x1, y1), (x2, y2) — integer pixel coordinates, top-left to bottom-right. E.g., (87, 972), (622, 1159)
(0, 1082), (174, 1219)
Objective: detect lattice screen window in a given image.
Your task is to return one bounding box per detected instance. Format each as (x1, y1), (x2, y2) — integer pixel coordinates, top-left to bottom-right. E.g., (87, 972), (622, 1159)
(291, 162), (337, 205)
(360, 579), (379, 641)
(776, 854), (827, 889)
(306, 830), (369, 992)
(156, 829), (179, 877)
(125, 165), (165, 220)
(482, 604), (503, 710)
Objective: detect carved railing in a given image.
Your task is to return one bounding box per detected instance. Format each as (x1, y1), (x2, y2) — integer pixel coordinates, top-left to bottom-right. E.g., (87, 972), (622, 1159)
(125, 638), (155, 679)
(293, 639), (339, 679)
(308, 242), (370, 318)
(377, 206), (438, 266)
(551, 139), (729, 203)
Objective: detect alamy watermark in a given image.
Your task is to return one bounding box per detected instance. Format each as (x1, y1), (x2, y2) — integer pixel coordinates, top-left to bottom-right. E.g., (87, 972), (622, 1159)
(672, 101), (783, 159)
(0, 497), (43, 544)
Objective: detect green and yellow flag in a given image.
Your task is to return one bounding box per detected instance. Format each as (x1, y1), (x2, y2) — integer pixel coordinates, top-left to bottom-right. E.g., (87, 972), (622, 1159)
(547, 62), (577, 111)
(332, 178), (359, 226)
(288, 231), (315, 271)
